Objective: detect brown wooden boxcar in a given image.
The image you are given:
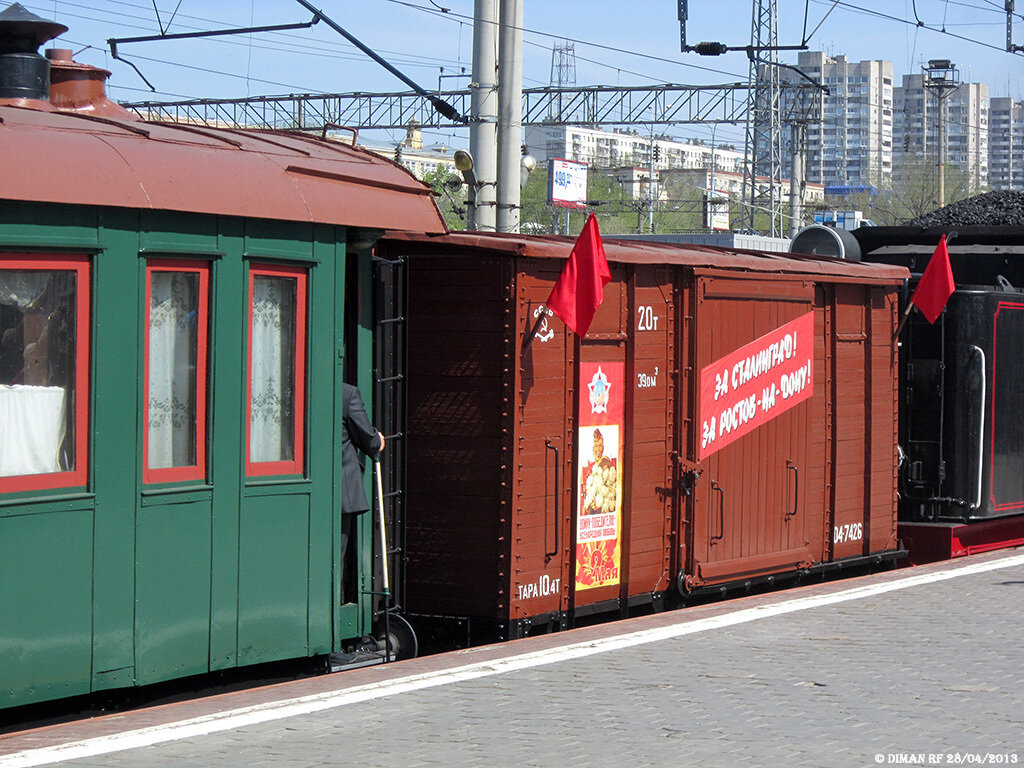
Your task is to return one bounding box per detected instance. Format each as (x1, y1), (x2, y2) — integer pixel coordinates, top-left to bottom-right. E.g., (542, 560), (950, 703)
(378, 232), (908, 641)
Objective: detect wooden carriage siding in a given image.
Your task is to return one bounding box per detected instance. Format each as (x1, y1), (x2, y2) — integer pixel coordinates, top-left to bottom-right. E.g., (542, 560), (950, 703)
(0, 96), (445, 709)
(379, 232), (908, 641)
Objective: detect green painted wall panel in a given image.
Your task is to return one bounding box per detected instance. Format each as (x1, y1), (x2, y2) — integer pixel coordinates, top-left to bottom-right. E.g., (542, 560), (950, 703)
(134, 499), (213, 685)
(0, 509), (93, 706)
(90, 214), (141, 688)
(208, 220), (244, 671)
(237, 492), (311, 665)
(244, 220), (316, 261)
(139, 211), (220, 255)
(0, 201), (100, 249)
(306, 227), (341, 654)
(330, 230), (347, 648)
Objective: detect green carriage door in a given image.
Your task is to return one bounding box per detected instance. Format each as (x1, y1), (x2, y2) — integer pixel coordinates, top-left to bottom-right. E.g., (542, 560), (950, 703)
(136, 260), (213, 684)
(239, 263), (312, 665)
(1, 254), (94, 702)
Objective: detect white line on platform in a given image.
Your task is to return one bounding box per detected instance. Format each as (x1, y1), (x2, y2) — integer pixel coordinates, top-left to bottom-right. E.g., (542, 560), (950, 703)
(4, 550), (1024, 768)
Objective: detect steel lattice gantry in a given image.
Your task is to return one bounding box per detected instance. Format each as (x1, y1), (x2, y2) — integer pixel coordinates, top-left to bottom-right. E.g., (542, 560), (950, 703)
(123, 82), (819, 131)
(742, 0), (784, 236)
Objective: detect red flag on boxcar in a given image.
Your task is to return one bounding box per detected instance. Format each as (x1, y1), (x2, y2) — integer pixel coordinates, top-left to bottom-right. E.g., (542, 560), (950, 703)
(910, 234), (956, 324)
(546, 213), (611, 337)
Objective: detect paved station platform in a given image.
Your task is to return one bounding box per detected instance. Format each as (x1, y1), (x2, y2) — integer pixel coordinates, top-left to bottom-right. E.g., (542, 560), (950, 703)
(2, 549), (1023, 768)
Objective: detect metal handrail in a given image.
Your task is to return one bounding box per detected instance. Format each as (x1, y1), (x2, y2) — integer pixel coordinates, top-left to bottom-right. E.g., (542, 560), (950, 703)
(786, 460), (799, 519)
(970, 345), (986, 511)
(711, 481), (725, 543)
(545, 439), (560, 561)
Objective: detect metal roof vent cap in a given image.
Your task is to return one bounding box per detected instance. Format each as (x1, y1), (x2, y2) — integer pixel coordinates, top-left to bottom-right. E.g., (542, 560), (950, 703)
(790, 224), (862, 261)
(0, 3), (67, 100)
(45, 47), (135, 118)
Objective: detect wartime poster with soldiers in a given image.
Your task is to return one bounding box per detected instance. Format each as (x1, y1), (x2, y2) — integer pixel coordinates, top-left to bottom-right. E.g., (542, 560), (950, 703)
(576, 361), (623, 590)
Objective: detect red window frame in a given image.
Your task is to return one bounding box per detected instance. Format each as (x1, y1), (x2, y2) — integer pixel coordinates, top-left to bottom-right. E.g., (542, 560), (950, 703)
(245, 263), (307, 477)
(143, 259), (210, 485)
(0, 253), (90, 494)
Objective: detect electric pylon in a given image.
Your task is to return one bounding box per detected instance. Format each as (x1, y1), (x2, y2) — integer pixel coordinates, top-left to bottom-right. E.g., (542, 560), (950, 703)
(742, 0), (784, 236)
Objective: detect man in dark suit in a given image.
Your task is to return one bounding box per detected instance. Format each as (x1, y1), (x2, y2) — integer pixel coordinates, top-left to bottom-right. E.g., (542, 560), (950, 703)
(341, 382), (384, 602)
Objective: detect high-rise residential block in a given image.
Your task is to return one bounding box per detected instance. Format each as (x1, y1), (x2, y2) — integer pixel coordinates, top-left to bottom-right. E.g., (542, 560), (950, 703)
(894, 73), (989, 193)
(778, 52), (894, 189)
(989, 97), (1024, 191)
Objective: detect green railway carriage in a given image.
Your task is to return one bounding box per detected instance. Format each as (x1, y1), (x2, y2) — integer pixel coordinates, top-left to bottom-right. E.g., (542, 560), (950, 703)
(0, 35), (446, 707)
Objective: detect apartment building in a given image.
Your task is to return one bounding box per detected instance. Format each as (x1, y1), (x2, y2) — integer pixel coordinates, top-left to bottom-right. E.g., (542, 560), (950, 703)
(776, 52), (894, 190)
(989, 97), (1024, 191)
(894, 74), (989, 192)
(522, 124), (745, 175)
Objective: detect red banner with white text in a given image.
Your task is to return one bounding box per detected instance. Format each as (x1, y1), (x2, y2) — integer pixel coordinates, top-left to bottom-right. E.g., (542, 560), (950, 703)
(699, 311), (815, 460)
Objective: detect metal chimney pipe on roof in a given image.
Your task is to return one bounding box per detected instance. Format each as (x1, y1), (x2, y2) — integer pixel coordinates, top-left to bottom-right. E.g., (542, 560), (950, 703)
(0, 2), (67, 101)
(46, 47), (136, 119)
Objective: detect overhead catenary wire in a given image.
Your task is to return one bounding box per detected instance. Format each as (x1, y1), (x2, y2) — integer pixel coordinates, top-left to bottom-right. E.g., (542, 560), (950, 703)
(32, 0), (474, 95)
(810, 0), (1021, 54)
(381, 0), (752, 81)
(150, 0), (182, 35)
(53, 0), (685, 101)
(803, 0), (841, 44)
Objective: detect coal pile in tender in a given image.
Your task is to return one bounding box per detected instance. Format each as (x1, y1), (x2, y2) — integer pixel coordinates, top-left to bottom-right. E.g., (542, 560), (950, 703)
(907, 191), (1024, 227)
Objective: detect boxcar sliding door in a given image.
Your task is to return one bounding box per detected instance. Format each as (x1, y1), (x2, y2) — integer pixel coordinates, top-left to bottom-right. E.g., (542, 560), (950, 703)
(685, 275), (819, 588)
(622, 267), (675, 604)
(511, 267), (574, 628)
(827, 283), (897, 558)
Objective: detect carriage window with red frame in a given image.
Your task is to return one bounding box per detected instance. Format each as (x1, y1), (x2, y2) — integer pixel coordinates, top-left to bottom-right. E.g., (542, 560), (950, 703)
(144, 260), (209, 484)
(246, 264), (307, 477)
(0, 254), (90, 493)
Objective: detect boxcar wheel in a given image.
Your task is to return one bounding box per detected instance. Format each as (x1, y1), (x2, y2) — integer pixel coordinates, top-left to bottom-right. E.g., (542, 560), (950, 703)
(676, 569), (690, 598)
(384, 613), (419, 660)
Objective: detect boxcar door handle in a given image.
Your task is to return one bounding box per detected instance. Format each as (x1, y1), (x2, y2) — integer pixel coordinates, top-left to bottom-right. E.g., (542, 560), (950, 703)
(545, 439), (560, 561)
(711, 480), (725, 543)
(786, 460), (799, 519)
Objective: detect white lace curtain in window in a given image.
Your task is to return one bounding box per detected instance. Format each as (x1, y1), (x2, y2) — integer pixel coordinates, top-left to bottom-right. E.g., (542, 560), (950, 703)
(249, 275), (296, 464)
(148, 272), (198, 469)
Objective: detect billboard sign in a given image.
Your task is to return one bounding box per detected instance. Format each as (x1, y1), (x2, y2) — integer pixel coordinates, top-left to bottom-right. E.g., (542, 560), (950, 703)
(548, 157), (588, 209)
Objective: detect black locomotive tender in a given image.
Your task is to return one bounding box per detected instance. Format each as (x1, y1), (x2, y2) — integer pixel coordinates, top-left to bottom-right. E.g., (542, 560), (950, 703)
(794, 197), (1024, 525)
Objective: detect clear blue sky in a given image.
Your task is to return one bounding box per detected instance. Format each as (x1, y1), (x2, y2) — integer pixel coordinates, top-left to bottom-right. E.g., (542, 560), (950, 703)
(27, 0), (1024, 150)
